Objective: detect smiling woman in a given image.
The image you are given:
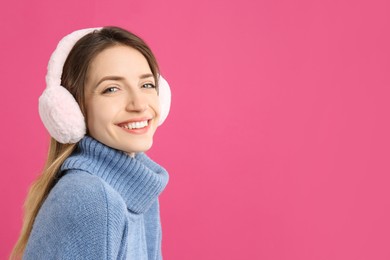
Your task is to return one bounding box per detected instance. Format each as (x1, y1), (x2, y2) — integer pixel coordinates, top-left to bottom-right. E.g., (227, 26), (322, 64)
(11, 27), (171, 260)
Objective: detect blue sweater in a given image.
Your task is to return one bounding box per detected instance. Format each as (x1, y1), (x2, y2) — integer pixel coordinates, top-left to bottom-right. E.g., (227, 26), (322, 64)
(24, 136), (169, 259)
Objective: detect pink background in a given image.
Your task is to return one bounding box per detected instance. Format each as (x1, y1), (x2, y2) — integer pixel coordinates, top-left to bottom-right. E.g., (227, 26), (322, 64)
(1, 0), (389, 259)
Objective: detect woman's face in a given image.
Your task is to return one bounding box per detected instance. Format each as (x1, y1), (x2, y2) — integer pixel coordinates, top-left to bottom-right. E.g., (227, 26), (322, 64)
(84, 45), (160, 156)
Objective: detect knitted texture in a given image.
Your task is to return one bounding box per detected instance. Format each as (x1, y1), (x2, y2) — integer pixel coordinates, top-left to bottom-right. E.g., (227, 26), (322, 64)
(24, 136), (169, 259)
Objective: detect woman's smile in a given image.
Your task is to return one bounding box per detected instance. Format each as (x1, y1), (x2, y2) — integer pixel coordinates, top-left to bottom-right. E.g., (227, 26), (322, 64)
(117, 118), (153, 134)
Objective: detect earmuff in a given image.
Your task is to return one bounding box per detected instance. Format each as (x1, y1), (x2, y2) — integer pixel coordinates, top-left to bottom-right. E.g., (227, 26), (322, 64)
(39, 27), (171, 144)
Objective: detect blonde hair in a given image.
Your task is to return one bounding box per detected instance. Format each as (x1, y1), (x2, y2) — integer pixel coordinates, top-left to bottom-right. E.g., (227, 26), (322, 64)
(10, 26), (160, 259)
(11, 139), (76, 259)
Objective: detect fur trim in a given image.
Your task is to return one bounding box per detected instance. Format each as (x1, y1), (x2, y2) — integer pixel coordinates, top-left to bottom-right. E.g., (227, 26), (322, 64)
(39, 85), (86, 143)
(158, 75), (171, 125)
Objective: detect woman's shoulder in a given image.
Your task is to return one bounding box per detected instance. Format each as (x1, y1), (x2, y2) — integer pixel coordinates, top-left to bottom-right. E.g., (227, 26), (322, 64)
(24, 171), (129, 258)
(30, 170), (128, 242)
(43, 170), (128, 220)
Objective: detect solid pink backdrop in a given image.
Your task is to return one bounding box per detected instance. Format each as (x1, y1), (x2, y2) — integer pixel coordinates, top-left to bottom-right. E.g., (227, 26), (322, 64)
(1, 0), (390, 259)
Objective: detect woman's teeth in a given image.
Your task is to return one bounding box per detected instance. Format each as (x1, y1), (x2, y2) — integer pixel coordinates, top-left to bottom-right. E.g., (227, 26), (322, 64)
(121, 120), (148, 129)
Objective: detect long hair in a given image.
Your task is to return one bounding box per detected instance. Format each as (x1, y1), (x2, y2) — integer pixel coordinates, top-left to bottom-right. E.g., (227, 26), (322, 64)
(11, 26), (160, 259)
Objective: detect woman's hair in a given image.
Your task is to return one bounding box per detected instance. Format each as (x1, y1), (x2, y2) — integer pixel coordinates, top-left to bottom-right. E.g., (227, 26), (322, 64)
(11, 26), (160, 259)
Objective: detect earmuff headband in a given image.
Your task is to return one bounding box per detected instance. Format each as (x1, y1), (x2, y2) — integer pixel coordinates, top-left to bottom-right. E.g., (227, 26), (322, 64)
(39, 27), (171, 144)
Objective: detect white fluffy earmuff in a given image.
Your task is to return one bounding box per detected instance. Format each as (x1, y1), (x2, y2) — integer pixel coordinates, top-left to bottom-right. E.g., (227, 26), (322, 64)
(39, 27), (171, 144)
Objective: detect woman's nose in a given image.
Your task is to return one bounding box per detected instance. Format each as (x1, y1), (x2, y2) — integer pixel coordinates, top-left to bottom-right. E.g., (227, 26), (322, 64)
(125, 91), (147, 112)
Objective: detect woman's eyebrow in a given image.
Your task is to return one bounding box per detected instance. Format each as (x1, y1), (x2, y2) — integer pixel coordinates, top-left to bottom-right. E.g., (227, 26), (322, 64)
(139, 73), (154, 79)
(95, 76), (124, 88)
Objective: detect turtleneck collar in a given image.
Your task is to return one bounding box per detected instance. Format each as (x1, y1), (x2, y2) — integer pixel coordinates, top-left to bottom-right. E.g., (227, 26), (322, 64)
(60, 136), (169, 214)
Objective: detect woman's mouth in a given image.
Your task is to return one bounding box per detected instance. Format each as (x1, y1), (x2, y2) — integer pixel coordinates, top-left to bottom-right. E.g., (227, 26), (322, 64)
(117, 119), (151, 134)
(119, 120), (149, 130)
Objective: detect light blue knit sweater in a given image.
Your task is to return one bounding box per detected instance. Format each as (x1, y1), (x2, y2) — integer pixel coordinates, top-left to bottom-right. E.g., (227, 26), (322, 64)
(24, 136), (169, 259)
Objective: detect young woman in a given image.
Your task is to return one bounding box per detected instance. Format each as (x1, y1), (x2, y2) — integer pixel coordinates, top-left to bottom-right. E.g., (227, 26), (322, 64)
(11, 26), (171, 259)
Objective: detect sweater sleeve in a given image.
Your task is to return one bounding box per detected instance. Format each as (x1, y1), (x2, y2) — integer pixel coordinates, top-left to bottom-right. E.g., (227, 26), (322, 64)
(23, 171), (128, 260)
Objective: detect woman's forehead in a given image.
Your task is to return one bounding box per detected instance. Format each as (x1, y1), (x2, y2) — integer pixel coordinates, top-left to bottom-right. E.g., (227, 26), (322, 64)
(86, 45), (153, 83)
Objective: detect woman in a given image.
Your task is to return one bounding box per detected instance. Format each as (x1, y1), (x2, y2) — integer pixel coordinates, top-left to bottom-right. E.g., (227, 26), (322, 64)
(11, 26), (171, 259)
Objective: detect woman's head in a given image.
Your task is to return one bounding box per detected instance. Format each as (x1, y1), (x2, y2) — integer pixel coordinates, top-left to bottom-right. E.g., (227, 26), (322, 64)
(40, 26), (171, 145)
(59, 26), (164, 154)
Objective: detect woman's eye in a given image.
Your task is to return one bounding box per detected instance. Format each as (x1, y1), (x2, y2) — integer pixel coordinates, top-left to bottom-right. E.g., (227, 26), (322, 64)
(102, 86), (119, 94)
(142, 83), (156, 89)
